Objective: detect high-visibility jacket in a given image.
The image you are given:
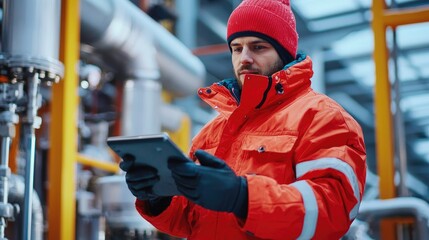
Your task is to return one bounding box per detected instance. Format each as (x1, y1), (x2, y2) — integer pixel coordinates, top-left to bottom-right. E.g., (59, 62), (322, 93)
(135, 54), (367, 240)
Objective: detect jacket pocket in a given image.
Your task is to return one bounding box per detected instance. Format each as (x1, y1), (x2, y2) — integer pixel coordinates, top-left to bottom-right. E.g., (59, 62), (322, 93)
(240, 133), (298, 183)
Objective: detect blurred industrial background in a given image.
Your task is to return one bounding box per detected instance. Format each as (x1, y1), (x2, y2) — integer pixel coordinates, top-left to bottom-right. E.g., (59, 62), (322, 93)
(0, 0), (429, 239)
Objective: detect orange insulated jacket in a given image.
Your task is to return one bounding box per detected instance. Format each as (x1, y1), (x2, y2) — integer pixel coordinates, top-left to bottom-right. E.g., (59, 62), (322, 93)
(135, 54), (367, 240)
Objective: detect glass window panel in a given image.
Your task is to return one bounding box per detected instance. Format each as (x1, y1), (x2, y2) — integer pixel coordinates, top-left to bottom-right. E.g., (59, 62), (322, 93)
(307, 12), (365, 31)
(408, 51), (429, 68)
(396, 22), (429, 49)
(414, 139), (429, 156)
(331, 29), (374, 58)
(420, 66), (429, 78)
(408, 51), (429, 78)
(391, 57), (418, 82)
(348, 60), (375, 86)
(293, 0), (360, 19)
(401, 94), (429, 111)
(357, 0), (372, 7)
(396, 0), (422, 4)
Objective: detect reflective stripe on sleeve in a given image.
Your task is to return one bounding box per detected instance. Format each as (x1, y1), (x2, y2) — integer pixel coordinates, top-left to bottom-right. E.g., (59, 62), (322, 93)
(290, 180), (318, 240)
(296, 158), (361, 219)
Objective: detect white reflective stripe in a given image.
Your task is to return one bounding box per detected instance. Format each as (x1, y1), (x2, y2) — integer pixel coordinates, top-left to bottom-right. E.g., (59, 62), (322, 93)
(291, 180), (318, 240)
(296, 158), (361, 220)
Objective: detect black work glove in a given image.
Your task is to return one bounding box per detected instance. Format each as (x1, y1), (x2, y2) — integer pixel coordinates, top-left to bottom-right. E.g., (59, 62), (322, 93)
(119, 155), (172, 215)
(119, 157), (160, 201)
(168, 150), (248, 219)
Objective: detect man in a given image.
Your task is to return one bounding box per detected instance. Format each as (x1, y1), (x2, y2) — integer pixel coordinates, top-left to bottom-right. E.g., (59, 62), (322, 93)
(120, 0), (367, 239)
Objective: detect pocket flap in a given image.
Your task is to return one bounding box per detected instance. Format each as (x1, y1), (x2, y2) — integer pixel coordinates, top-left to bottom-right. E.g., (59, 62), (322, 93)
(242, 134), (298, 153)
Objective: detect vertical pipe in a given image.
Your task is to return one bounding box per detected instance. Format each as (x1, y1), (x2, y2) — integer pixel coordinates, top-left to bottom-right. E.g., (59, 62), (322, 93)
(309, 48), (326, 94)
(390, 2), (410, 237)
(121, 79), (162, 135)
(22, 73), (39, 240)
(391, 28), (408, 197)
(1, 0), (64, 77)
(48, 0), (80, 239)
(8, 123), (20, 174)
(176, 0), (198, 48)
(167, 115), (191, 153)
(8, 174), (44, 240)
(372, 0), (396, 203)
(22, 126), (36, 240)
(0, 137), (11, 201)
(0, 102), (18, 239)
(0, 137), (11, 239)
(372, 0), (397, 239)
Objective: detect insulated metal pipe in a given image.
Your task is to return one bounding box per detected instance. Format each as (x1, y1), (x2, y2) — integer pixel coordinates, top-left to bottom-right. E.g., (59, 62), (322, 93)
(358, 197), (429, 239)
(8, 174), (43, 240)
(0, 0), (63, 239)
(80, 0), (205, 96)
(0, 0), (64, 79)
(121, 79), (162, 135)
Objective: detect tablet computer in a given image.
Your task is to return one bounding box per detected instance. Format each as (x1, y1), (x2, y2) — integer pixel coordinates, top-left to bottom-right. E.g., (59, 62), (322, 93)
(107, 132), (187, 196)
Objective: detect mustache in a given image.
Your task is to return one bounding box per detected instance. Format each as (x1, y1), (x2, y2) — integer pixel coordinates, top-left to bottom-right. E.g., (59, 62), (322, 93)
(237, 65), (258, 73)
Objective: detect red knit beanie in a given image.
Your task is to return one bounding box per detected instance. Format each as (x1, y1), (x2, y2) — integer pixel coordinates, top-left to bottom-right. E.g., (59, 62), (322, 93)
(227, 0), (298, 59)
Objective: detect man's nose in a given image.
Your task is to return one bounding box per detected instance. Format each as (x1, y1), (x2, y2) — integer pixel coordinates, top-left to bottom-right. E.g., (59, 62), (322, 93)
(240, 48), (253, 64)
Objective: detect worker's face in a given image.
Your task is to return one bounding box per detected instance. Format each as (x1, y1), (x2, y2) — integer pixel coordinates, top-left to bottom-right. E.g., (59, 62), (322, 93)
(231, 36), (284, 87)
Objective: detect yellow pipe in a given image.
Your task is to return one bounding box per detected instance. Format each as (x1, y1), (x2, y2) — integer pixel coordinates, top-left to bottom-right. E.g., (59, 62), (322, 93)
(162, 90), (191, 154)
(9, 123), (20, 173)
(77, 154), (119, 173)
(372, 1), (397, 239)
(47, 0), (80, 239)
(167, 115), (191, 153)
(372, 0), (396, 202)
(384, 6), (429, 27)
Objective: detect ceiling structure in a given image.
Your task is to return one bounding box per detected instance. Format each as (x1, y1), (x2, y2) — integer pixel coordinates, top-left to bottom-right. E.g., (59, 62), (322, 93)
(174, 0), (429, 200)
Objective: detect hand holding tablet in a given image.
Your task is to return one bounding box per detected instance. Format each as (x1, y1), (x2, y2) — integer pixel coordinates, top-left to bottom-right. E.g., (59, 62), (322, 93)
(107, 132), (190, 197)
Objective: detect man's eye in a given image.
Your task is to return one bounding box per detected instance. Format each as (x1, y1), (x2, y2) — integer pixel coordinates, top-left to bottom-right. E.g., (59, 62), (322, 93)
(254, 45), (265, 50)
(232, 48), (242, 52)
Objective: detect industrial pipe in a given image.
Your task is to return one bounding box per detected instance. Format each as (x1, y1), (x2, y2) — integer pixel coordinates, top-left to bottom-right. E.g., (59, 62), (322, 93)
(0, 0), (63, 80)
(358, 197), (429, 239)
(80, 0), (205, 97)
(7, 174), (43, 240)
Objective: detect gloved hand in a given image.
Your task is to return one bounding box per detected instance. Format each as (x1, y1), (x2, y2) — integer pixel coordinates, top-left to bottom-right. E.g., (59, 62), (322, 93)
(119, 156), (172, 216)
(168, 150), (248, 219)
(119, 156), (160, 200)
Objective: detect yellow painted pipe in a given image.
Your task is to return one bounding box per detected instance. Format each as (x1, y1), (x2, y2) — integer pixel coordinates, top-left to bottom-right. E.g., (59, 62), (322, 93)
(166, 115), (191, 154)
(372, 0), (396, 201)
(372, 0), (398, 239)
(384, 6), (429, 27)
(47, 0), (80, 239)
(77, 154), (119, 173)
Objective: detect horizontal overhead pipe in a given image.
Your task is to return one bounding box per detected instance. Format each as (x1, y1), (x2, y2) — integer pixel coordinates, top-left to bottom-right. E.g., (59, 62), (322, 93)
(80, 0), (206, 97)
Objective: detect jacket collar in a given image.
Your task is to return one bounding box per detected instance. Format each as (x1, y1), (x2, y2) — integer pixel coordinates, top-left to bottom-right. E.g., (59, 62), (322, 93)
(198, 53), (313, 117)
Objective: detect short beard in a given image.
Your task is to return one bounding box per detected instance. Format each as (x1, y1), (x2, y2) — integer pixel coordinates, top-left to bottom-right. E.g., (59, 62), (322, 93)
(234, 58), (284, 86)
(263, 58), (284, 76)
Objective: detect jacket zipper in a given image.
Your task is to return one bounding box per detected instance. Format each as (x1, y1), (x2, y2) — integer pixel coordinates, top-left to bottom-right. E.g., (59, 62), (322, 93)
(255, 76), (273, 109)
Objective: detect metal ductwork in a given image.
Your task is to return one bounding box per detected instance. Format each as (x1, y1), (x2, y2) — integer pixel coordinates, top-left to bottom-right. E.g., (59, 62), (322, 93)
(358, 197), (429, 239)
(80, 0), (206, 97)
